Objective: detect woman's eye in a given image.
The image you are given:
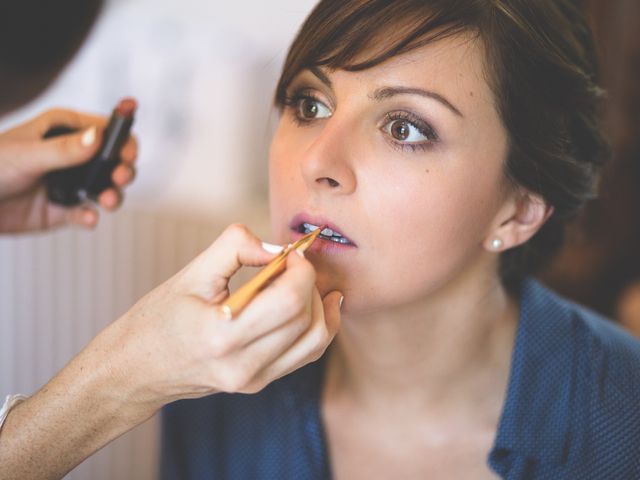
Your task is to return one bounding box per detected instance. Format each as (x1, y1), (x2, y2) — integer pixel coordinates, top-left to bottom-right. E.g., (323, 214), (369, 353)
(385, 119), (431, 143)
(297, 97), (331, 120)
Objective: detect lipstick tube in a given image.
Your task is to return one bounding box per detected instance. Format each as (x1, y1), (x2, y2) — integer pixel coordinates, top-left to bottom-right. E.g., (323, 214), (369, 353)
(44, 98), (137, 206)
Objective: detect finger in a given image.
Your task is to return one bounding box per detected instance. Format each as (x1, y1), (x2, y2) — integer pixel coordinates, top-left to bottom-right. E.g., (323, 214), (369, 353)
(97, 188), (122, 211)
(65, 205), (99, 229)
(230, 251), (317, 346)
(32, 108), (108, 138)
(187, 224), (279, 284)
(219, 307), (312, 392)
(321, 290), (343, 338)
(248, 289), (343, 388)
(119, 135), (138, 165)
(23, 126), (103, 173)
(111, 164), (136, 187)
(37, 109), (139, 166)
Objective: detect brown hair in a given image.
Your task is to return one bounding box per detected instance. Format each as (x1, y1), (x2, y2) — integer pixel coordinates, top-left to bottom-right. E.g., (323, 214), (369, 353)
(275, 0), (609, 289)
(0, 0), (104, 114)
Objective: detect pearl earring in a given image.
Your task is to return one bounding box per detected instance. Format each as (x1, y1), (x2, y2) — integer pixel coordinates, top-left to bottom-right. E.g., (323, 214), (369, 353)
(491, 238), (504, 251)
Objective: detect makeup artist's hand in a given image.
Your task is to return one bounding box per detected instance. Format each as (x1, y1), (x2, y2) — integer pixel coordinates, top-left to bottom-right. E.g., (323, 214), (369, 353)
(108, 223), (343, 403)
(0, 224), (342, 480)
(0, 107), (137, 234)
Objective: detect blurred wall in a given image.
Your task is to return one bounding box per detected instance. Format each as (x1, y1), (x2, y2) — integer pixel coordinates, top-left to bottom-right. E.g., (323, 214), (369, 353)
(0, 1), (317, 478)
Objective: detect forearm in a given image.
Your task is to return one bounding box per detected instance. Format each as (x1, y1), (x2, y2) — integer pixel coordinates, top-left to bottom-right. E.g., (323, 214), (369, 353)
(0, 331), (156, 480)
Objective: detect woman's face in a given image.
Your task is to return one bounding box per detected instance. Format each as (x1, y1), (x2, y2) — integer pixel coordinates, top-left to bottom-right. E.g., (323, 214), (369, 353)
(269, 34), (511, 314)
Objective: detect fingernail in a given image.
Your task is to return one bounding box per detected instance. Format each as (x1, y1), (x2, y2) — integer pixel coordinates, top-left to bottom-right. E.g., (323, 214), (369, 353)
(295, 247), (305, 258)
(261, 242), (284, 254)
(220, 305), (233, 322)
(81, 126), (97, 147)
(339, 296), (345, 310)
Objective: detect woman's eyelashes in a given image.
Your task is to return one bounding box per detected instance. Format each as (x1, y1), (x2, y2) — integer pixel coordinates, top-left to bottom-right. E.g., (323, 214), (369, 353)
(283, 89), (332, 125)
(382, 112), (440, 152)
(283, 87), (440, 152)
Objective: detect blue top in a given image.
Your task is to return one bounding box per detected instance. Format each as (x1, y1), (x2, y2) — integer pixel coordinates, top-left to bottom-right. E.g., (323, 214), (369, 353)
(161, 279), (640, 479)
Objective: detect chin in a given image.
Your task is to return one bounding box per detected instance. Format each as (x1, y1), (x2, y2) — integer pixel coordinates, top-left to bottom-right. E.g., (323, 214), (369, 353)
(313, 270), (369, 315)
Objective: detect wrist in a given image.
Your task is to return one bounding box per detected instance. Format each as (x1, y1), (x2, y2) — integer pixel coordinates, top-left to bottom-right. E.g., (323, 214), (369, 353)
(68, 322), (163, 427)
(0, 394), (28, 433)
(0, 339), (155, 480)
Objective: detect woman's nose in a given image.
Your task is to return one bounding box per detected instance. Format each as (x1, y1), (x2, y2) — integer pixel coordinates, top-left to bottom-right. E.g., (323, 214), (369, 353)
(299, 121), (357, 195)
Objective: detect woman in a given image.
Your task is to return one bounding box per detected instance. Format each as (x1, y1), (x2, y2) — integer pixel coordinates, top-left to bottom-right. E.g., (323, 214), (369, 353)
(162, 1), (640, 479)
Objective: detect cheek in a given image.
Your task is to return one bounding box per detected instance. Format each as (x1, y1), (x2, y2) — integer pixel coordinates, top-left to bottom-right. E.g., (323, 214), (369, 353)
(345, 162), (504, 309)
(268, 124), (304, 240)
(376, 164), (497, 252)
(268, 137), (287, 231)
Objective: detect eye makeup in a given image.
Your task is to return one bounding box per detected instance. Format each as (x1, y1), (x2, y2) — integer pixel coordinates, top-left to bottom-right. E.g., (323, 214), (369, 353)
(381, 111), (440, 152)
(283, 87), (332, 126)
(282, 83), (441, 152)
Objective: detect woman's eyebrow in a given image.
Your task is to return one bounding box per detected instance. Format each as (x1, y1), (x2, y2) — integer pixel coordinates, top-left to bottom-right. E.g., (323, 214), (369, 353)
(370, 87), (463, 117)
(306, 67), (463, 118)
(309, 66), (332, 89)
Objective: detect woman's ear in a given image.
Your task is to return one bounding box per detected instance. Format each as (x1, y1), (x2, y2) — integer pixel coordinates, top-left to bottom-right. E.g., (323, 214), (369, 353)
(483, 191), (554, 252)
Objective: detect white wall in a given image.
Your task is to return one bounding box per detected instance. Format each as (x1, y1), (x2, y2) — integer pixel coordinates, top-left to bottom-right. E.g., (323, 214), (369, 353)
(0, 0), (318, 478)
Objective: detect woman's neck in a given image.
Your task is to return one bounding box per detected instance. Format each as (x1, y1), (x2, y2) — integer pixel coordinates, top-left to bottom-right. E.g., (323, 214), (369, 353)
(325, 272), (519, 425)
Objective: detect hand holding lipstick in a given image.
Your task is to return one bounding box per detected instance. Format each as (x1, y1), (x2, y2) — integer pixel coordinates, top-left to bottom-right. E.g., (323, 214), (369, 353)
(0, 104), (138, 233)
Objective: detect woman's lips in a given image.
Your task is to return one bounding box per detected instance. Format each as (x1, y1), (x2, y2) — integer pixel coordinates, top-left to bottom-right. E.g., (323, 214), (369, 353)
(289, 228), (357, 255)
(288, 213), (357, 252)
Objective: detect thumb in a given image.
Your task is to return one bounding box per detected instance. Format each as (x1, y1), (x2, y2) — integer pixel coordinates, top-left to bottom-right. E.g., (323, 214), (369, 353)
(186, 224), (280, 285)
(24, 126), (101, 174)
(322, 290), (344, 338)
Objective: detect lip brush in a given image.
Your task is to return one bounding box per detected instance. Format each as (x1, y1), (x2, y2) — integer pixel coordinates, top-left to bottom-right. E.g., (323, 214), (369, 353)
(221, 227), (324, 320)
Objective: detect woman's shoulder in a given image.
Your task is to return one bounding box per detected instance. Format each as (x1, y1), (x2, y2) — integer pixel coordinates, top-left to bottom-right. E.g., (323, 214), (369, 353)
(573, 299), (640, 369)
(537, 280), (640, 384)
(526, 279), (640, 429)
(492, 280), (640, 479)
(523, 279), (640, 395)
(523, 278), (640, 363)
